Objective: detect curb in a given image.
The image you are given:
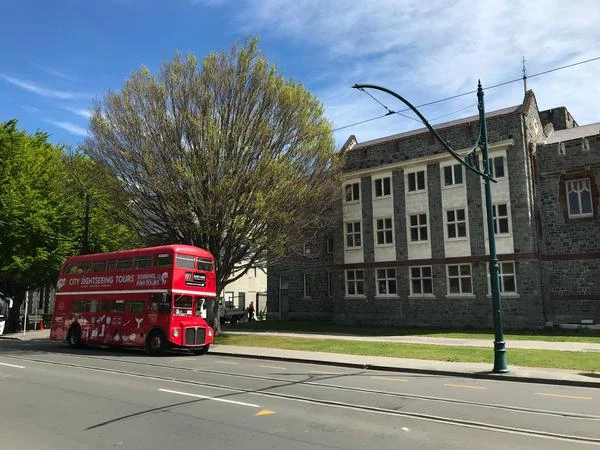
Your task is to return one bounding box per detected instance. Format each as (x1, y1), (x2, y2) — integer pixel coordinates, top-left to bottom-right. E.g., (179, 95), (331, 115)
(210, 350), (600, 389)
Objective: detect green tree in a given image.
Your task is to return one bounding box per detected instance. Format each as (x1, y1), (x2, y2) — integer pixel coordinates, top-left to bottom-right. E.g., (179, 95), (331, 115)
(0, 121), (140, 332)
(0, 120), (80, 331)
(86, 38), (342, 325)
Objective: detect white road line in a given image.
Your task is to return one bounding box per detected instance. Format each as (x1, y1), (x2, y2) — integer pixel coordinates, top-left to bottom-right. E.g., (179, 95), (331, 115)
(0, 362), (25, 369)
(159, 388), (260, 407)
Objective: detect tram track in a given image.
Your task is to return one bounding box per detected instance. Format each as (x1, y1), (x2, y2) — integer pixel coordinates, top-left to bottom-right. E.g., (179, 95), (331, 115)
(4, 351), (600, 445)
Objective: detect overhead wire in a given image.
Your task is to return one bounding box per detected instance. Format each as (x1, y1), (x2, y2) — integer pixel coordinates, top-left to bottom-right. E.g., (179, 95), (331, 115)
(335, 55), (600, 135)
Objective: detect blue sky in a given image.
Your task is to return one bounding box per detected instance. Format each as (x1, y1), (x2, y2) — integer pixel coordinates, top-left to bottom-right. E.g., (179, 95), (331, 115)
(1, 0), (599, 149)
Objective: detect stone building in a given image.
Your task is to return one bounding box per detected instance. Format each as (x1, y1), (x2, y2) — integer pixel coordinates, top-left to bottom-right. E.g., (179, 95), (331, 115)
(267, 91), (600, 329)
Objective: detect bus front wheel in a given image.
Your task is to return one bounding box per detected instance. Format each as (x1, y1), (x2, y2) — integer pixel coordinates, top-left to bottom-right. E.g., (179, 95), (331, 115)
(192, 344), (210, 355)
(146, 330), (167, 355)
(67, 325), (82, 348)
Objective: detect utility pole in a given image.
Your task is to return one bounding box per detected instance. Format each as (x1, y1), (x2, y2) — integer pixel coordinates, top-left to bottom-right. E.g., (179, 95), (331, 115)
(353, 81), (508, 373)
(522, 56), (528, 94)
(82, 193), (90, 254)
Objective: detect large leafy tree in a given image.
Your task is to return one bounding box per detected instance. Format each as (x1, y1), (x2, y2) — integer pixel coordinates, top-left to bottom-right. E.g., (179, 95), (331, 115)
(0, 120), (139, 331)
(85, 39), (342, 320)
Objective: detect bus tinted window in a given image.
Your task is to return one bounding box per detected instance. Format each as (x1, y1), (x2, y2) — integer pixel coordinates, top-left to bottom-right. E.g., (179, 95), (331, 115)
(111, 300), (126, 312)
(135, 256), (152, 269)
(174, 295), (192, 316)
(108, 259), (116, 271)
(176, 254), (195, 269)
(151, 294), (171, 314)
(155, 254), (172, 268)
(197, 258), (213, 272)
(102, 300), (110, 312)
(129, 300), (145, 313)
(117, 258), (133, 270)
(72, 300), (83, 312)
(92, 261), (106, 272)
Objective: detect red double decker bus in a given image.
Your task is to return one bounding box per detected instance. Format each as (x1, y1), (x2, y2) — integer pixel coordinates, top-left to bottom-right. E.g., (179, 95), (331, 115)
(50, 244), (216, 355)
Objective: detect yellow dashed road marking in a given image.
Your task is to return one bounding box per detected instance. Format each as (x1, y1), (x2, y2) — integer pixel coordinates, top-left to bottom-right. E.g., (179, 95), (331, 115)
(444, 383), (488, 390)
(371, 376), (409, 382)
(535, 392), (592, 400)
(260, 364), (286, 370)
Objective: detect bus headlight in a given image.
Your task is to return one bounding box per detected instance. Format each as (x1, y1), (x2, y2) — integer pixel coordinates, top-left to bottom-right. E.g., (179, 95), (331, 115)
(173, 328), (180, 337)
(208, 329), (213, 337)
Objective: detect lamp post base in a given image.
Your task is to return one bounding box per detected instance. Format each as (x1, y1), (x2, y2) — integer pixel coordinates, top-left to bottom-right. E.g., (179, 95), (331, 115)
(493, 340), (509, 373)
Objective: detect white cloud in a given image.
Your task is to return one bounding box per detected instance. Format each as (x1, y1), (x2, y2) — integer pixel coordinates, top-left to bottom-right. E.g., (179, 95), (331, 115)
(63, 106), (92, 119)
(221, 0), (600, 145)
(46, 120), (88, 137)
(0, 74), (87, 100)
(33, 64), (77, 82)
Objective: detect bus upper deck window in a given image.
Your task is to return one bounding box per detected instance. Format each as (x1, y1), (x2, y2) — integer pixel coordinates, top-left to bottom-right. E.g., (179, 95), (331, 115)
(155, 254), (172, 268)
(197, 258), (213, 272)
(117, 258), (133, 270)
(92, 261), (106, 272)
(175, 254), (195, 269)
(135, 256), (152, 269)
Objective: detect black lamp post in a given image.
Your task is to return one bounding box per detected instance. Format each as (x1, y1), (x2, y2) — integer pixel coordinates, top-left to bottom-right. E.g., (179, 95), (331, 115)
(353, 81), (508, 373)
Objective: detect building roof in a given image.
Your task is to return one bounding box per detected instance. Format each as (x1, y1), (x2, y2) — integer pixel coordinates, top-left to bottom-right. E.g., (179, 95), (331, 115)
(352, 104), (523, 149)
(543, 122), (600, 144)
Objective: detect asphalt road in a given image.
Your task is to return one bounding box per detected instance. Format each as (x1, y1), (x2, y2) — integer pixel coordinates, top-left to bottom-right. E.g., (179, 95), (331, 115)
(1, 339), (599, 449)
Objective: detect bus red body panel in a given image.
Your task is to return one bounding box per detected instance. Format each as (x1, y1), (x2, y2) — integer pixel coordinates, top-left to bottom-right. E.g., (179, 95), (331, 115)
(50, 244), (216, 353)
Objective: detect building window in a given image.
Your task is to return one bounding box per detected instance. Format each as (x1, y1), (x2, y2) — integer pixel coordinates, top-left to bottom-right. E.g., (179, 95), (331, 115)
(303, 273), (311, 298)
(374, 177), (391, 197)
(327, 237), (334, 254)
(376, 217), (394, 245)
(566, 179), (593, 218)
(488, 262), (517, 294)
(446, 208), (467, 239)
(492, 204), (510, 234)
(407, 170), (426, 192)
(447, 264), (472, 294)
(327, 272), (332, 297)
(376, 268), (397, 296)
(344, 182), (360, 202)
(409, 213), (428, 242)
(345, 222), (362, 248)
(346, 270), (364, 296)
(303, 242), (311, 254)
(488, 156), (505, 178)
(443, 164), (463, 186)
(410, 266), (432, 295)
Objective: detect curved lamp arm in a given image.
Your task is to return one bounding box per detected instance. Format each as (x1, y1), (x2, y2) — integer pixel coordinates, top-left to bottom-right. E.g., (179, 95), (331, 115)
(353, 83), (494, 181)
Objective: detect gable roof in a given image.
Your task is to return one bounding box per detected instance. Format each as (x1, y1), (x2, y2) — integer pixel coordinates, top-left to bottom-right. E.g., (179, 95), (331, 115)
(543, 122), (600, 144)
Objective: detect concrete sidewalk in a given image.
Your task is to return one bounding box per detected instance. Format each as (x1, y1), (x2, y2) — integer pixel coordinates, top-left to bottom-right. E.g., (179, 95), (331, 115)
(2, 329), (599, 387)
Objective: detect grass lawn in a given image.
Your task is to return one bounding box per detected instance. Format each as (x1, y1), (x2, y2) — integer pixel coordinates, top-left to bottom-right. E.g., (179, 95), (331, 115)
(215, 320), (600, 372)
(215, 333), (600, 372)
(225, 320), (600, 343)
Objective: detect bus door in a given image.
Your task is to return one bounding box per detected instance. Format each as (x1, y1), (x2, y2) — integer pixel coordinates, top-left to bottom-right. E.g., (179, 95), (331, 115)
(195, 297), (207, 319)
(149, 293), (171, 329)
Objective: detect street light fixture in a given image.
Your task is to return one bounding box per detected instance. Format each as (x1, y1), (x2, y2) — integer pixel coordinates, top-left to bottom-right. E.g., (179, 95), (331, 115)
(353, 81), (508, 373)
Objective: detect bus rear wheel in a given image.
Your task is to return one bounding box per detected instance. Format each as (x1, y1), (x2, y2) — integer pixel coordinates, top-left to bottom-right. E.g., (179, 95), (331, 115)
(146, 330), (167, 355)
(67, 325), (82, 348)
